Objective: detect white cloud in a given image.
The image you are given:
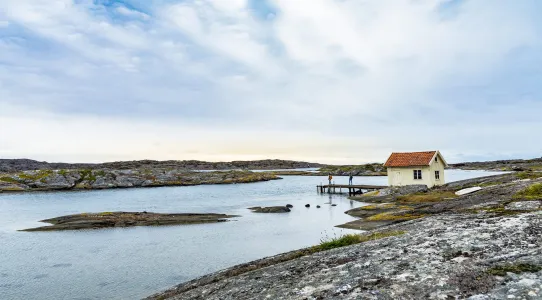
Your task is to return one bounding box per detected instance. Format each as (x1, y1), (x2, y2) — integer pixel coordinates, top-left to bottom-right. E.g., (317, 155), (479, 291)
(116, 6), (150, 20)
(0, 0), (541, 163)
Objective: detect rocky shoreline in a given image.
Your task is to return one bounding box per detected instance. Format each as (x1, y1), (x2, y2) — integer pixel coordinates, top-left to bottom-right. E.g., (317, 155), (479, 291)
(0, 169), (280, 192)
(21, 212), (238, 231)
(147, 172), (542, 300)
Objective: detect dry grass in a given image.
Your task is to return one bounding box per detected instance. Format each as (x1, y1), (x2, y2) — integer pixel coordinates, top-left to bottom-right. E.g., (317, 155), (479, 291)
(365, 212), (425, 222)
(360, 203), (396, 210)
(361, 190), (380, 197)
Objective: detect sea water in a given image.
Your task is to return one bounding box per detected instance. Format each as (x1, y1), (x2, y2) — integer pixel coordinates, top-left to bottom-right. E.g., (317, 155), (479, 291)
(0, 170), (504, 300)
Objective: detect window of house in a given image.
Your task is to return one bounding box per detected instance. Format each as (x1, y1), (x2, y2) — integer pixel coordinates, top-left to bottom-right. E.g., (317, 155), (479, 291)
(435, 156), (438, 162)
(413, 170), (422, 180)
(435, 171), (440, 180)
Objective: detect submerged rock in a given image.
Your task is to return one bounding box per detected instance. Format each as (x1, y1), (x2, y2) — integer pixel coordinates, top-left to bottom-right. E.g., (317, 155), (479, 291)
(20, 212), (237, 231)
(249, 206), (291, 213)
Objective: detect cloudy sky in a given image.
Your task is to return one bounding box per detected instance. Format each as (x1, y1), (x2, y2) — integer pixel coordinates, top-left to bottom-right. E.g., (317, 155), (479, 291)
(0, 0), (541, 164)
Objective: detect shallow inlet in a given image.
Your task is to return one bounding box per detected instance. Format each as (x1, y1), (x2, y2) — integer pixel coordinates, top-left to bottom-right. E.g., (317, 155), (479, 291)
(0, 170), (505, 300)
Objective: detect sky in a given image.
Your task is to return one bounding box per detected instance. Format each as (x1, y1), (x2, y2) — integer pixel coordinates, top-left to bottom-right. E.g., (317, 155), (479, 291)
(0, 0), (541, 164)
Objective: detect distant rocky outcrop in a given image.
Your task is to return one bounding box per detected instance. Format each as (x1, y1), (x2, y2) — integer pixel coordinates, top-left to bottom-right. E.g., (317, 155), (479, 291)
(450, 157), (542, 171)
(21, 212), (237, 231)
(0, 159), (323, 173)
(0, 169), (280, 192)
(317, 163), (386, 176)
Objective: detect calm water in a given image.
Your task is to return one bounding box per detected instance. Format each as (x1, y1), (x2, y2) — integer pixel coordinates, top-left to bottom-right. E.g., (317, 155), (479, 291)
(0, 170), (504, 300)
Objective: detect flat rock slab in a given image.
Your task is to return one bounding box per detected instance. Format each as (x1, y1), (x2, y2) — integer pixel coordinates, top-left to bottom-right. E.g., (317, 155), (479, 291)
(455, 186), (482, 196)
(248, 206), (291, 213)
(335, 219), (399, 231)
(20, 212), (238, 231)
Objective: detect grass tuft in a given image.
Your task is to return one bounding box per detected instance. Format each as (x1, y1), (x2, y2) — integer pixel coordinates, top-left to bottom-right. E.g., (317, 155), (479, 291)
(516, 171), (542, 180)
(514, 183), (542, 200)
(314, 231), (406, 252)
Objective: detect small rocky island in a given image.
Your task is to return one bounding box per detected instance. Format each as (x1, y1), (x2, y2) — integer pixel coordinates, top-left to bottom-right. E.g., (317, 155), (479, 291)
(21, 212), (238, 231)
(248, 206), (291, 213)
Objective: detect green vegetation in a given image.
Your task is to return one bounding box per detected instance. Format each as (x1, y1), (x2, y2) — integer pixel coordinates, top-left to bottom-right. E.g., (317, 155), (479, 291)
(58, 169), (68, 176)
(514, 183), (542, 200)
(316, 234), (363, 251)
(516, 171), (542, 180)
(95, 170), (106, 177)
(313, 231), (406, 252)
(397, 191), (457, 204)
(17, 170), (53, 181)
(79, 169), (96, 182)
(0, 176), (19, 183)
(487, 264), (542, 276)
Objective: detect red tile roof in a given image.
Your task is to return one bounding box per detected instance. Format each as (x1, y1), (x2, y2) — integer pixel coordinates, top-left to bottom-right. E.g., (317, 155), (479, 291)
(384, 151), (437, 167)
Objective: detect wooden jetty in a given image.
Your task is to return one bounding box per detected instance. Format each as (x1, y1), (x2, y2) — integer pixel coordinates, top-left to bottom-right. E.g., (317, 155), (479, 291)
(317, 184), (387, 196)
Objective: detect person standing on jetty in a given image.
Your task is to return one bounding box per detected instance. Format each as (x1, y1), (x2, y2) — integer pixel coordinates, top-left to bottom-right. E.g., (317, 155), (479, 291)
(328, 174), (333, 185)
(349, 174), (353, 185)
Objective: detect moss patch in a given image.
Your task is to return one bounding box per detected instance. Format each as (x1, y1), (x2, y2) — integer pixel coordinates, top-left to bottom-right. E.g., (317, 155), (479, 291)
(397, 191), (457, 204)
(487, 264), (542, 276)
(514, 183), (542, 200)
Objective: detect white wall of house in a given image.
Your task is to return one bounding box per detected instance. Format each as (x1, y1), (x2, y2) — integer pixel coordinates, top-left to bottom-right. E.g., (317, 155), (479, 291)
(387, 153), (446, 188)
